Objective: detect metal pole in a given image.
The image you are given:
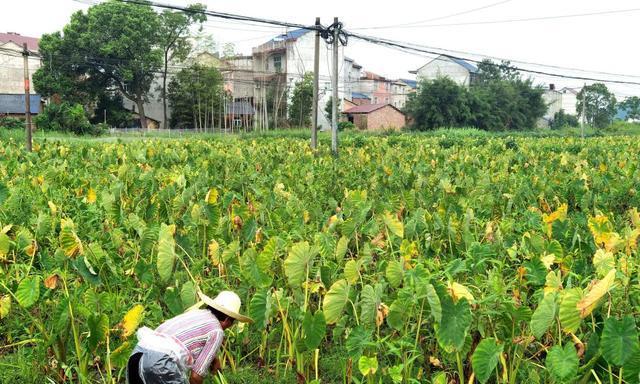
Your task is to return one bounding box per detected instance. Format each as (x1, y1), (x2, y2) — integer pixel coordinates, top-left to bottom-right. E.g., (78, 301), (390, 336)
(22, 43), (32, 152)
(311, 17), (320, 150)
(331, 17), (339, 156)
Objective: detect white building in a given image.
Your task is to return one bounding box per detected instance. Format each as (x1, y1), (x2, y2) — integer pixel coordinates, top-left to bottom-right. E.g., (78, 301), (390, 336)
(0, 32), (42, 116)
(252, 29), (346, 129)
(537, 85), (582, 127)
(411, 54), (478, 87)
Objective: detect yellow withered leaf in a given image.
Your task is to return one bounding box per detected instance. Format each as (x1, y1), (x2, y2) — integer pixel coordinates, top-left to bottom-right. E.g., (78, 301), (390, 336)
(59, 219), (83, 258)
(544, 271), (563, 296)
(121, 304), (144, 338)
(86, 188), (97, 204)
(447, 282), (475, 303)
(205, 188), (219, 205)
(542, 204), (567, 236)
(376, 303), (389, 327)
(576, 269), (616, 318)
(48, 201), (57, 215)
(44, 274), (59, 289)
(541, 254), (556, 270)
(630, 208), (640, 228)
(588, 215), (614, 246)
(208, 240), (220, 266)
(0, 295), (10, 319)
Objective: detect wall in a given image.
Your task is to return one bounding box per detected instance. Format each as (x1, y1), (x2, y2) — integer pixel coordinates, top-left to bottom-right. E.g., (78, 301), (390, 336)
(561, 90), (578, 115)
(367, 106), (405, 130)
(0, 42), (41, 94)
(417, 56), (471, 86)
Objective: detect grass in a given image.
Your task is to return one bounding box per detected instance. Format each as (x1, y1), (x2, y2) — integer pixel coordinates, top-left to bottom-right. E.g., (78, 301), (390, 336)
(2, 122), (640, 144)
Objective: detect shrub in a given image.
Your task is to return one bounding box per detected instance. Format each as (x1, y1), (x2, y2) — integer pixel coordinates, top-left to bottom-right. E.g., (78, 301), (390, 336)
(550, 110), (579, 129)
(35, 102), (92, 134)
(338, 121), (356, 131)
(0, 116), (24, 130)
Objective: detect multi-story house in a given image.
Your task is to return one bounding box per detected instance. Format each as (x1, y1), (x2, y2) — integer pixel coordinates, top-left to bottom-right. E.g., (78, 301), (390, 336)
(252, 28), (346, 129)
(0, 32), (42, 117)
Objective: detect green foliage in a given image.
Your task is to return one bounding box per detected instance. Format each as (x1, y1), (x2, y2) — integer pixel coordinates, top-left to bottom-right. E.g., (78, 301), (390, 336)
(288, 72), (314, 127)
(34, 102), (97, 135)
(620, 96), (640, 121)
(2, 133), (640, 382)
(600, 316), (640, 366)
(406, 60), (547, 131)
(471, 338), (503, 383)
(437, 296), (472, 351)
(90, 93), (132, 128)
(577, 83), (617, 129)
(33, 0), (164, 128)
(405, 77), (473, 130)
(168, 63), (224, 129)
(0, 116), (23, 130)
(545, 344), (579, 382)
(338, 121), (356, 131)
(550, 109), (580, 129)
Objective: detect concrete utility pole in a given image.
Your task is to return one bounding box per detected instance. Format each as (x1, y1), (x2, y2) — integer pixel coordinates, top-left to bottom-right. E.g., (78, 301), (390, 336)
(581, 82), (586, 139)
(331, 17), (339, 156)
(22, 43), (32, 152)
(311, 17), (320, 150)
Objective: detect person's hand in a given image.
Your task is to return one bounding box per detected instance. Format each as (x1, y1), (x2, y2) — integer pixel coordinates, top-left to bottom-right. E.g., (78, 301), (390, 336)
(210, 357), (222, 374)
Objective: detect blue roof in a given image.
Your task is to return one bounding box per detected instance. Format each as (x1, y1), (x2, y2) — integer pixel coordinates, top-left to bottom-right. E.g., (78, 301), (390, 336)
(399, 79), (418, 89)
(0, 94), (40, 114)
(447, 56), (478, 74)
(352, 92), (371, 100)
(270, 28), (310, 43)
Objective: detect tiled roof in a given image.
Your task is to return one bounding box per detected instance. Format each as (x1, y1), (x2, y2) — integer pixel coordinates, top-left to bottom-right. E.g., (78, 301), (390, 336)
(270, 28), (309, 43)
(448, 56), (478, 74)
(0, 32), (39, 52)
(399, 79), (418, 89)
(0, 94), (41, 114)
(344, 103), (396, 114)
(352, 92), (371, 99)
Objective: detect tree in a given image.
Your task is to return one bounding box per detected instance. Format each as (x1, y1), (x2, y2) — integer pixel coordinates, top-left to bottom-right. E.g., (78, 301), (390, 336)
(577, 83), (617, 129)
(620, 96), (640, 121)
(288, 73), (314, 127)
(91, 92), (133, 128)
(222, 43), (236, 58)
(550, 109), (579, 129)
(168, 64), (224, 130)
(34, 1), (162, 129)
(404, 77), (472, 130)
(157, 4), (206, 129)
(325, 97), (341, 123)
(475, 59), (519, 84)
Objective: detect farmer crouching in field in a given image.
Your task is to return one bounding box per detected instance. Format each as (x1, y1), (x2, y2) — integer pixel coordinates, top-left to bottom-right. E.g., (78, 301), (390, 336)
(127, 291), (253, 384)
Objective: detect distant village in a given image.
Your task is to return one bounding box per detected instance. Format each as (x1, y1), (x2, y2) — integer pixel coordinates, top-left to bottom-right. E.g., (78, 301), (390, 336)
(0, 29), (597, 131)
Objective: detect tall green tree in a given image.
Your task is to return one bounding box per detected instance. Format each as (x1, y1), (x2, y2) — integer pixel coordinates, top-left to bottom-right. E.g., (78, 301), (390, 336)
(577, 83), (617, 128)
(168, 64), (224, 130)
(288, 73), (314, 127)
(157, 4), (206, 129)
(620, 96), (640, 121)
(405, 77), (472, 130)
(34, 0), (162, 129)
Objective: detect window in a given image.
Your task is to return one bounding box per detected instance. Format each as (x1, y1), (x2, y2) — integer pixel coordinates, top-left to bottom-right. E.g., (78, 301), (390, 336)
(273, 55), (282, 73)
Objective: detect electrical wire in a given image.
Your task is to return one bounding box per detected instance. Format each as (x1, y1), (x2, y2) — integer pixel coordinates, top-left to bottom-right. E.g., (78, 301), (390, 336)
(353, 0), (514, 30)
(351, 7), (640, 29)
(344, 31), (640, 86)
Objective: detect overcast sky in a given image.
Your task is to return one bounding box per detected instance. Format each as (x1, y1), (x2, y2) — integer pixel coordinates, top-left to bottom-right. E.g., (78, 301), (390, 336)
(2, 0), (639, 98)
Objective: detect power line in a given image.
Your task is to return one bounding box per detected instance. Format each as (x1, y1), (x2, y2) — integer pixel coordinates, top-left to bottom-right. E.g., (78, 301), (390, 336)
(352, 7), (640, 29)
(345, 31), (640, 86)
(353, 0), (514, 30)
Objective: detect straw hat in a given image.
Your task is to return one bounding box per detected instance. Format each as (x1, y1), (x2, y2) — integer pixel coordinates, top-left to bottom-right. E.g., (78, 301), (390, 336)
(197, 290), (253, 323)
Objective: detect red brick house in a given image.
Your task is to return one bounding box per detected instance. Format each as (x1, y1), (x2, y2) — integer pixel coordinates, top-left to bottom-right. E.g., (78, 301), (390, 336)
(343, 104), (405, 131)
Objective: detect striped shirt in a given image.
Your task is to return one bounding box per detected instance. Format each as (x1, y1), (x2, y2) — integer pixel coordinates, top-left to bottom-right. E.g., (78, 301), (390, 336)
(155, 309), (224, 377)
